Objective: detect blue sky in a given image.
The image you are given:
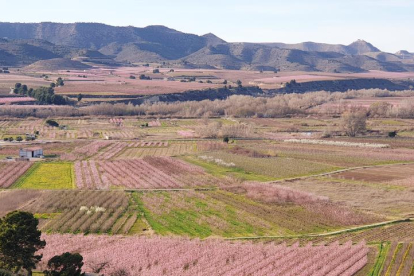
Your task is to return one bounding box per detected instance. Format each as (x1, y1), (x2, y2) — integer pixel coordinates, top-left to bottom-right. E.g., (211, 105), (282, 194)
(1, 0), (413, 52)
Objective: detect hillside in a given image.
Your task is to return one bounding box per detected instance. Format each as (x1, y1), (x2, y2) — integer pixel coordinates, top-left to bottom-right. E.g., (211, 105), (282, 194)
(24, 58), (92, 71)
(265, 39), (380, 55)
(0, 22), (413, 73)
(0, 38), (117, 66)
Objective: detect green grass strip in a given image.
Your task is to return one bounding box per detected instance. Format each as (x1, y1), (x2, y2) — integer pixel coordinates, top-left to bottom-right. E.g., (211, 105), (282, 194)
(370, 242), (390, 276)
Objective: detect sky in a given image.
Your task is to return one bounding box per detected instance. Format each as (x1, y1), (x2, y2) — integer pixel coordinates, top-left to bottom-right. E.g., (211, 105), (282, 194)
(1, 0), (413, 53)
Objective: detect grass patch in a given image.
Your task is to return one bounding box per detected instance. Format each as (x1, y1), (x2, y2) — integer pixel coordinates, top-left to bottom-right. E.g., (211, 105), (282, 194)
(34, 213), (60, 219)
(182, 156), (277, 182)
(13, 162), (75, 189)
(128, 214), (149, 234)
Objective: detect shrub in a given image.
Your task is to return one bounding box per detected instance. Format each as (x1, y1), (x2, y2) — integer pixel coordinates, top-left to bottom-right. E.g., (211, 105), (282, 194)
(388, 131), (397, 138)
(46, 120), (59, 127)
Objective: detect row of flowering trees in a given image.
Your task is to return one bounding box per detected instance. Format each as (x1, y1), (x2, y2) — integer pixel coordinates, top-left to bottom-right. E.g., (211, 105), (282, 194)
(40, 234), (369, 276)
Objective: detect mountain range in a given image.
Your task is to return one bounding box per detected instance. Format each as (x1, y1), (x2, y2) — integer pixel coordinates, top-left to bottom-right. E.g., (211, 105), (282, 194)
(0, 22), (413, 72)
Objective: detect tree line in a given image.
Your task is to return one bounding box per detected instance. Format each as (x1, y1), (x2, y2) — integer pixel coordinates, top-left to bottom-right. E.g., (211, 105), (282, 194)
(1, 89), (414, 119)
(13, 82), (68, 105)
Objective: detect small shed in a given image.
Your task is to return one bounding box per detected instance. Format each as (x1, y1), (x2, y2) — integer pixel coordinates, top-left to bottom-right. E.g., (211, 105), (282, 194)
(19, 147), (43, 158)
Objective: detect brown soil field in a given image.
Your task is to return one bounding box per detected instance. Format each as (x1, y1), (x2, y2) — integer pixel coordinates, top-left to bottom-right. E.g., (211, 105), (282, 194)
(5, 67), (414, 97)
(0, 73), (50, 95)
(278, 178), (414, 217)
(334, 163), (414, 182)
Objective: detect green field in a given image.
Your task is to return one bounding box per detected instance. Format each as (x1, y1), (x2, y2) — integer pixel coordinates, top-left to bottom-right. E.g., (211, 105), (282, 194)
(134, 190), (345, 238)
(197, 151), (339, 180)
(14, 162), (75, 189)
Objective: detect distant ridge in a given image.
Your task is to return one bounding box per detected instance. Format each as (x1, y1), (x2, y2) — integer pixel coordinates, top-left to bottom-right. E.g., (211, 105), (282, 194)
(263, 39), (380, 55)
(24, 58), (92, 71)
(0, 22), (413, 72)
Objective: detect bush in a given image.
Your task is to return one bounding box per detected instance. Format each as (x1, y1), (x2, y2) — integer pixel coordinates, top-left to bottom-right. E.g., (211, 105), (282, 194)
(153, 69), (160, 74)
(388, 131), (397, 138)
(139, 74), (151, 80)
(223, 136), (229, 143)
(56, 77), (64, 86)
(46, 119), (59, 127)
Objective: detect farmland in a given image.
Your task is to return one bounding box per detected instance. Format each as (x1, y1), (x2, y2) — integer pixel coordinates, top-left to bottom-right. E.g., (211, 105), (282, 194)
(13, 162), (75, 189)
(0, 162), (33, 188)
(1, 104), (414, 275)
(136, 189), (378, 238)
(74, 157), (219, 189)
(1, 11), (414, 274)
(39, 234), (369, 276)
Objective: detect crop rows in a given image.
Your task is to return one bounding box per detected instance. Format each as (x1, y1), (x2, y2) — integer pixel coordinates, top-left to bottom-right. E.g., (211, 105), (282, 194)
(93, 142), (128, 159)
(285, 139), (390, 148)
(109, 118), (124, 126)
(0, 162), (33, 188)
(0, 121), (14, 127)
(119, 142), (196, 158)
(369, 243), (414, 276)
(40, 235), (369, 276)
(61, 141), (110, 160)
(306, 222), (414, 245)
(137, 190), (365, 238)
(22, 190), (131, 234)
(75, 157), (215, 189)
(128, 141), (169, 147)
(197, 141), (227, 152)
(102, 130), (136, 139)
(77, 129), (94, 139)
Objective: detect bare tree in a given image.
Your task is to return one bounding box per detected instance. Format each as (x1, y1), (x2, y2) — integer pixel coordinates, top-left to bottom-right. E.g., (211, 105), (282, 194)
(341, 110), (367, 137)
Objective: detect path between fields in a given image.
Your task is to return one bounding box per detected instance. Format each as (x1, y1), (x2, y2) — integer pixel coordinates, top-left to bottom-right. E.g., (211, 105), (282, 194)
(224, 218), (412, 241)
